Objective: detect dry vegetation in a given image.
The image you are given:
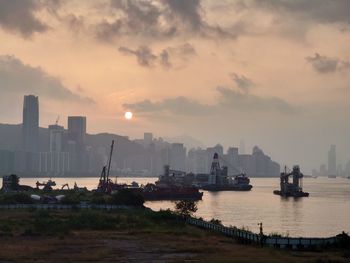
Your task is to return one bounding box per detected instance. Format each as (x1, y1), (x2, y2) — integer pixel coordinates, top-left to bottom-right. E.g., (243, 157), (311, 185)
(0, 209), (348, 263)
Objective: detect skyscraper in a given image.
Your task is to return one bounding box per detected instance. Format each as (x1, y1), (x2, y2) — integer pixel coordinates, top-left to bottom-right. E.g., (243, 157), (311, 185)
(328, 145), (336, 177)
(170, 143), (186, 171)
(22, 95), (39, 152)
(68, 116), (86, 145)
(144, 132), (153, 146)
(48, 124), (64, 152)
(67, 116), (87, 174)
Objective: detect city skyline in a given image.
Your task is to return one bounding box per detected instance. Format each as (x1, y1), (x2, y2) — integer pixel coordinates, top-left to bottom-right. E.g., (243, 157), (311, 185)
(0, 95), (350, 177)
(0, 94), (285, 177)
(1, 94), (348, 176)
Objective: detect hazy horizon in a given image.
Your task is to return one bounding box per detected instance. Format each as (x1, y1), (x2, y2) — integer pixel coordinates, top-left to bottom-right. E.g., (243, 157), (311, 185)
(1, 0), (350, 173)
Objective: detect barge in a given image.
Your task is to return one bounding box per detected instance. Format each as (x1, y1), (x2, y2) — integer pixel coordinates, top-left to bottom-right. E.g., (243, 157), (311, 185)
(273, 165), (309, 197)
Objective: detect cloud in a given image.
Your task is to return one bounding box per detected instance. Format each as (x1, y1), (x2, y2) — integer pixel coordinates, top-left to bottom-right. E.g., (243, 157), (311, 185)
(0, 0), (50, 38)
(119, 46), (158, 67)
(123, 82), (296, 116)
(166, 43), (196, 59)
(216, 86), (295, 114)
(305, 53), (350, 73)
(230, 73), (255, 93)
(159, 50), (172, 69)
(95, 0), (237, 42)
(118, 43), (196, 69)
(124, 96), (213, 116)
(163, 0), (203, 32)
(248, 0), (350, 25)
(0, 55), (94, 103)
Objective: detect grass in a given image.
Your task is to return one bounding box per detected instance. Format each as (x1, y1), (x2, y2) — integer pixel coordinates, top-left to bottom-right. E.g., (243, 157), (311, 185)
(0, 209), (348, 262)
(0, 188), (144, 206)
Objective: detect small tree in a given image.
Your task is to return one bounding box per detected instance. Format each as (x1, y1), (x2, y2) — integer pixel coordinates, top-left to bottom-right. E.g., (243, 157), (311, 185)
(175, 200), (198, 218)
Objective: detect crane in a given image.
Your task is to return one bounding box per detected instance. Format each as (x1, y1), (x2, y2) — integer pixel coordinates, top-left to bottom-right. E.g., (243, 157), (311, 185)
(97, 140), (115, 193)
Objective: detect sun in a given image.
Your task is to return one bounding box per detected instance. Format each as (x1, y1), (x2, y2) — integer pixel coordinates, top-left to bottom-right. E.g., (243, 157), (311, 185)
(124, 111), (133, 120)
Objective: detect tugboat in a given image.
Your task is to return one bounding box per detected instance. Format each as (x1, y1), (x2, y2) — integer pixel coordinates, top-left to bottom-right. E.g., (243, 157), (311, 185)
(273, 165), (309, 197)
(141, 165), (203, 201)
(200, 153), (252, 191)
(232, 173), (253, 191)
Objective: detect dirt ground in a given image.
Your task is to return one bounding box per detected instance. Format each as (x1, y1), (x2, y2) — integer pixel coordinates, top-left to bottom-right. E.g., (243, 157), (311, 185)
(0, 230), (348, 263)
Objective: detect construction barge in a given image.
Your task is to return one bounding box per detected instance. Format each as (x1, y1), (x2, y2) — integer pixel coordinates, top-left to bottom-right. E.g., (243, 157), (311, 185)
(96, 140), (203, 201)
(141, 165), (203, 201)
(199, 153), (253, 191)
(273, 165), (309, 197)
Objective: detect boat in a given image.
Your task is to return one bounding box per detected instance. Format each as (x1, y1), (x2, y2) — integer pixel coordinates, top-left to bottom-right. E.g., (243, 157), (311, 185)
(141, 183), (203, 201)
(199, 153), (253, 192)
(201, 173), (252, 191)
(273, 165), (309, 197)
(139, 165), (203, 201)
(304, 175), (317, 179)
(328, 175), (337, 178)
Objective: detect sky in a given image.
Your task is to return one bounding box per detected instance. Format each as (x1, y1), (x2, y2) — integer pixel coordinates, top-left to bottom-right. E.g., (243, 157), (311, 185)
(0, 0), (350, 173)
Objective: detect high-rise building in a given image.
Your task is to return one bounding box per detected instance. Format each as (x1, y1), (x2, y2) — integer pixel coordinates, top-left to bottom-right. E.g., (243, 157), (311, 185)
(22, 95), (39, 152)
(67, 116), (87, 174)
(345, 160), (350, 176)
(68, 116), (86, 145)
(144, 132), (153, 146)
(48, 124), (64, 152)
(220, 147), (240, 175)
(239, 139), (246, 155)
(170, 143), (186, 171)
(38, 123), (70, 176)
(320, 164), (327, 176)
(328, 145), (336, 176)
(191, 148), (209, 174)
(0, 150), (14, 174)
(39, 152), (69, 176)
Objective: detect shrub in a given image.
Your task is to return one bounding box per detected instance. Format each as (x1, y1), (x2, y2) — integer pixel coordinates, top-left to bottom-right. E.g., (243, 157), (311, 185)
(61, 194), (80, 205)
(209, 218), (222, 226)
(147, 209), (179, 222)
(91, 192), (108, 205)
(174, 200), (198, 217)
(0, 193), (33, 204)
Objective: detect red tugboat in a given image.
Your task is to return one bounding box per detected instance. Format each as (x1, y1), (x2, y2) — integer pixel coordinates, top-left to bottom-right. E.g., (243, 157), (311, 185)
(141, 165), (203, 201)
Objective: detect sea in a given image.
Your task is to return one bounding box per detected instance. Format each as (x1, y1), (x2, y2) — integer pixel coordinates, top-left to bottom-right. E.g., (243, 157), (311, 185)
(3, 176), (350, 238)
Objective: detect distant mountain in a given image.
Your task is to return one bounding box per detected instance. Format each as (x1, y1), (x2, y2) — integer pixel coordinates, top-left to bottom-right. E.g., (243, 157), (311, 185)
(85, 133), (146, 168)
(164, 134), (205, 150)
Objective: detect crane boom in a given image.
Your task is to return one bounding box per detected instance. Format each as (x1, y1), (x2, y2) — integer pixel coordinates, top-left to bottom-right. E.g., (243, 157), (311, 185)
(106, 140), (114, 181)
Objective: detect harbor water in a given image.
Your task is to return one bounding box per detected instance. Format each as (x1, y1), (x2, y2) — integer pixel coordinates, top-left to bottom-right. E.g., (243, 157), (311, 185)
(4, 177), (350, 238)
